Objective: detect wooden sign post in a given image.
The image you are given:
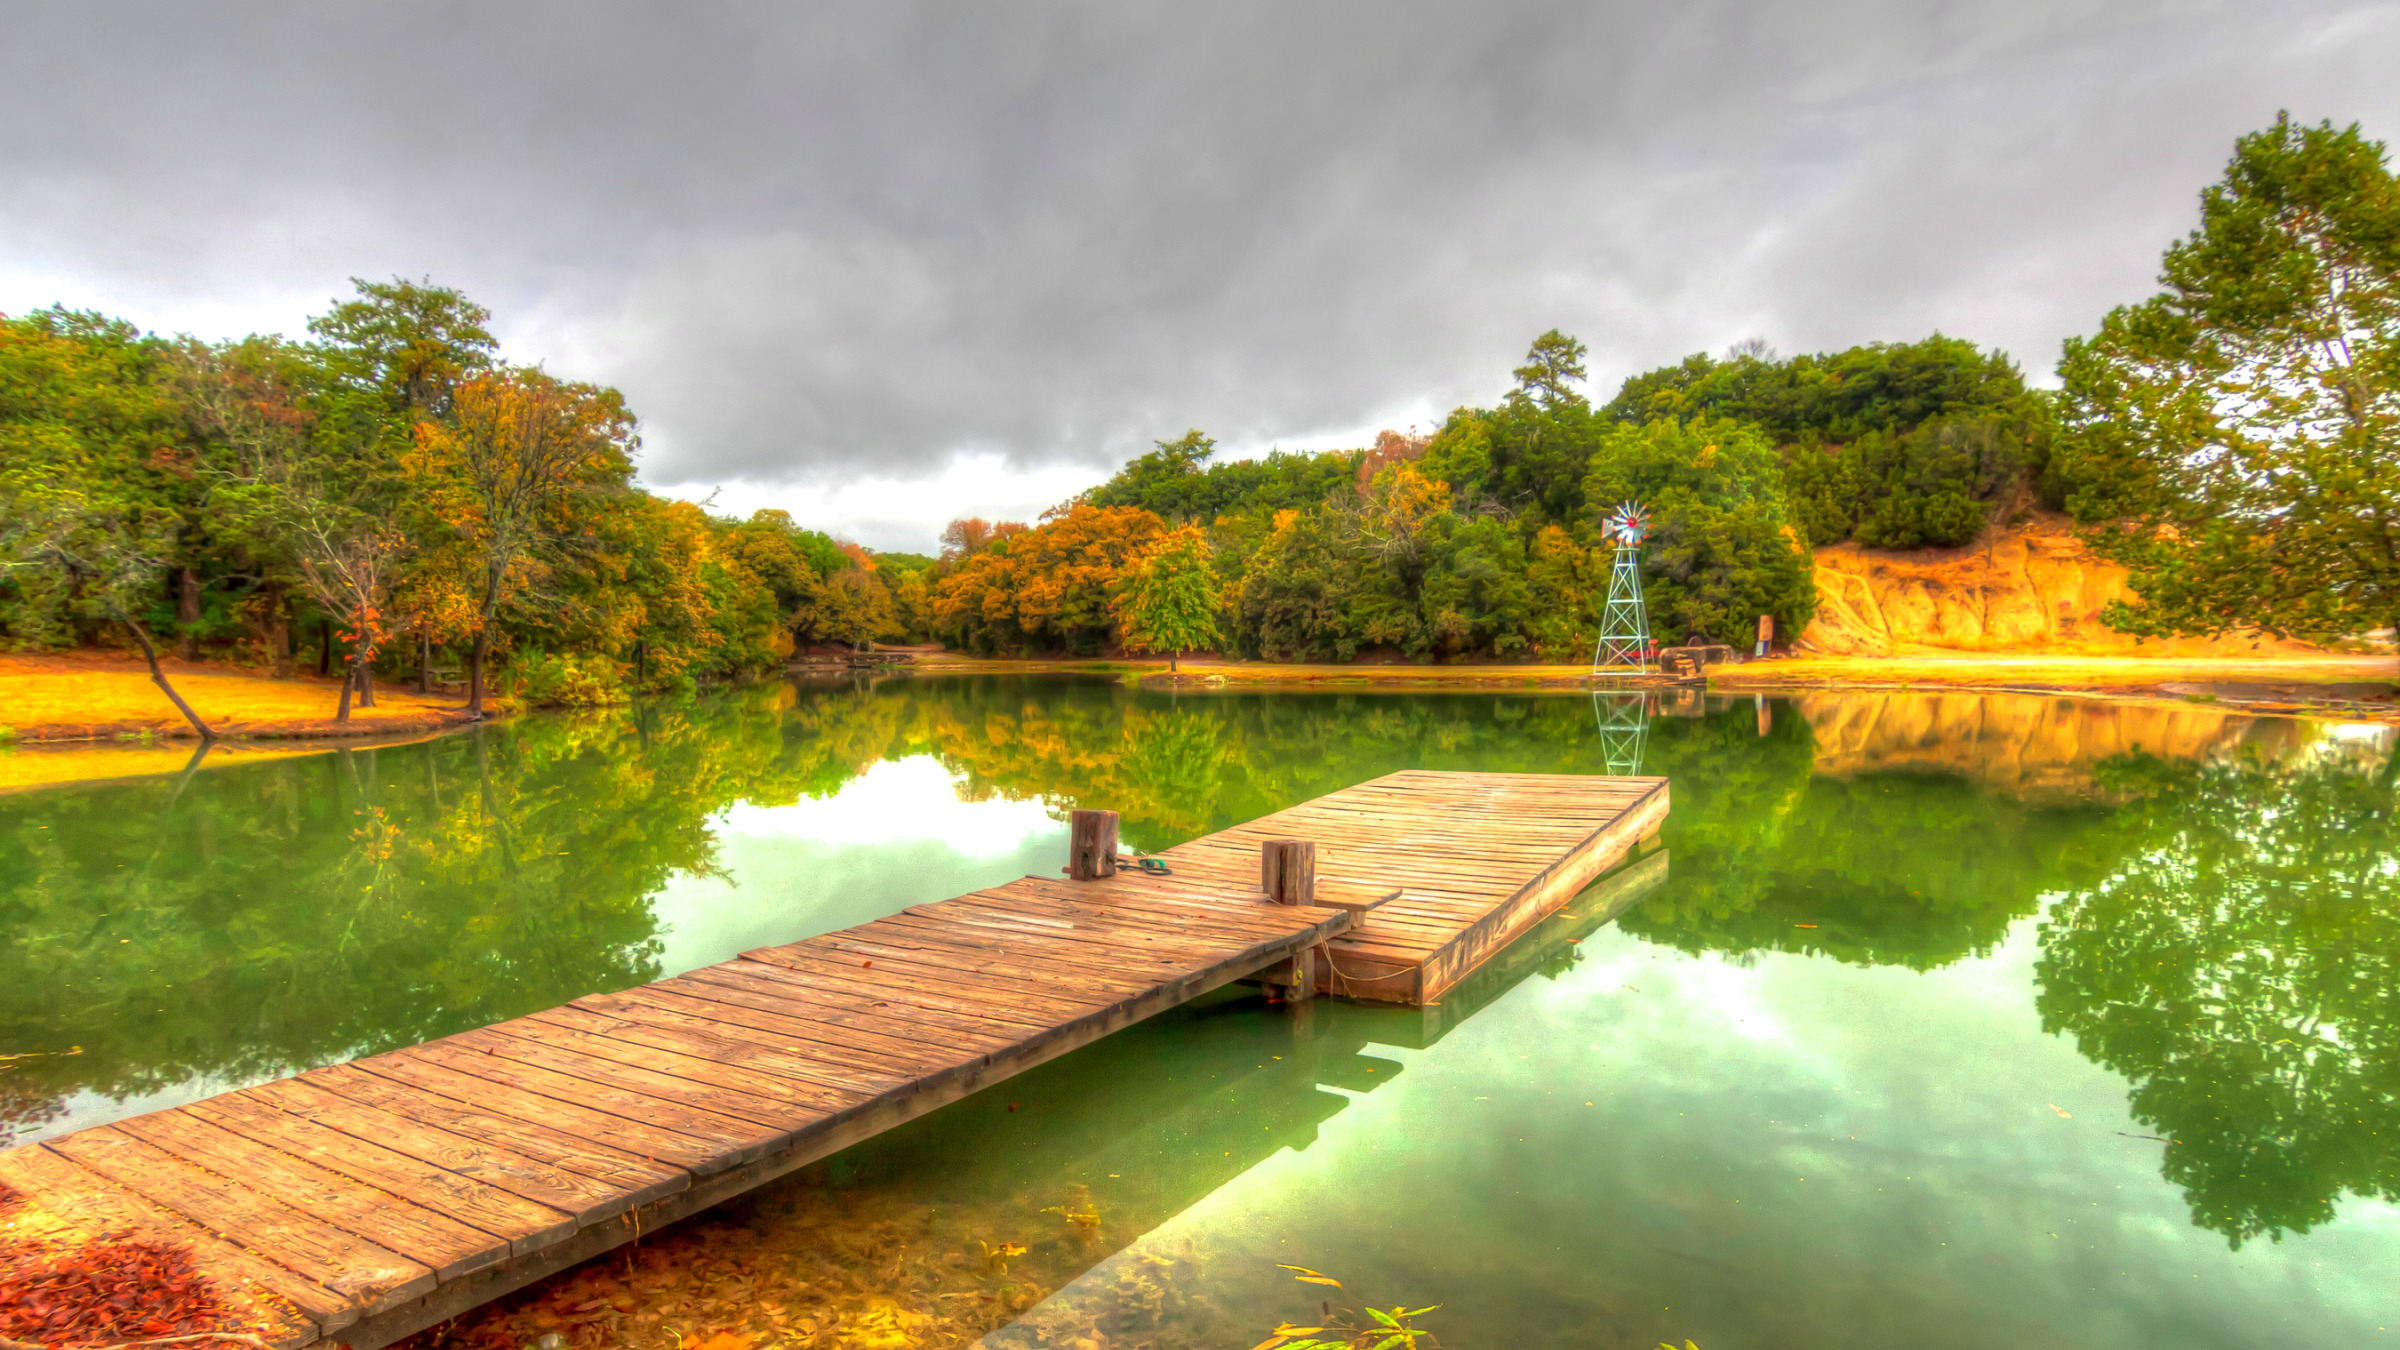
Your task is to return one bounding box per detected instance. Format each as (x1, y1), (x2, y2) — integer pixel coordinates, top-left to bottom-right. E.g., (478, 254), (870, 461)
(1068, 809), (1119, 880)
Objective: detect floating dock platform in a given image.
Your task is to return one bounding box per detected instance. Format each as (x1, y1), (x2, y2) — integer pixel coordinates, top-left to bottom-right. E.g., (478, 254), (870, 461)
(0, 770), (1666, 1348)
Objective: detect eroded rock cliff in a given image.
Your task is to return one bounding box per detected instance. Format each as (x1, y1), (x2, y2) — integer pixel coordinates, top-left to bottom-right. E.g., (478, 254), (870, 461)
(1799, 518), (2310, 657)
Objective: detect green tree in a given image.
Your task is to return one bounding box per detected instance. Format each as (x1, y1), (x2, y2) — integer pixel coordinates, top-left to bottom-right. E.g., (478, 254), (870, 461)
(307, 276), (497, 424)
(0, 479), (216, 738)
(1604, 335), (2048, 549)
(0, 309), (220, 655)
(174, 336), (408, 720)
(2052, 113), (2400, 641)
(1420, 330), (1606, 524)
(406, 372), (639, 714)
(1083, 433), (1357, 525)
(1580, 416), (1817, 644)
(1511, 328), (1589, 412)
(1112, 525), (1222, 671)
(803, 567), (901, 650)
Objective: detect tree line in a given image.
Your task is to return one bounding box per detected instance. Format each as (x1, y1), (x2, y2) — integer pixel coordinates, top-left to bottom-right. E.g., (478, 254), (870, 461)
(0, 283), (911, 725)
(943, 113), (2397, 662)
(4, 112), (2392, 701)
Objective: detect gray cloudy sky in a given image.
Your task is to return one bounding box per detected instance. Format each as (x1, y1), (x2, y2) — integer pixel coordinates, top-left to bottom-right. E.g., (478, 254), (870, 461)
(5, 2), (2397, 550)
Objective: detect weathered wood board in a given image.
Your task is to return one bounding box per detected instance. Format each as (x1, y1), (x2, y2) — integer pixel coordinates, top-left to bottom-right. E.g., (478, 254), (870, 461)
(0, 770), (1663, 1348)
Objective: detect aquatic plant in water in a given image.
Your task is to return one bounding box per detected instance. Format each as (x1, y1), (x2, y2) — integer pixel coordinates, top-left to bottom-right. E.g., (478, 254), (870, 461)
(1254, 1267), (1439, 1350)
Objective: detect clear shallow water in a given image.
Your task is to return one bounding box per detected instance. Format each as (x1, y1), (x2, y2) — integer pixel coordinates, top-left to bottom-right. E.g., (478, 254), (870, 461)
(2, 677), (2395, 1347)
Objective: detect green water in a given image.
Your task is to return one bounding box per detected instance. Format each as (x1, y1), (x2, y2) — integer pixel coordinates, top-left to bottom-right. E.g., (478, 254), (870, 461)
(2, 678), (2396, 1346)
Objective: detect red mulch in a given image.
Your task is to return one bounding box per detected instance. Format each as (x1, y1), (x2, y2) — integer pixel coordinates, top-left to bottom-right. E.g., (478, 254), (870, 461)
(0, 1232), (238, 1347)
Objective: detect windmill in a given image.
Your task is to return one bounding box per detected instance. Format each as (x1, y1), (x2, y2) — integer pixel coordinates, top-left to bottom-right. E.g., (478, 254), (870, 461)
(1589, 501), (1653, 674)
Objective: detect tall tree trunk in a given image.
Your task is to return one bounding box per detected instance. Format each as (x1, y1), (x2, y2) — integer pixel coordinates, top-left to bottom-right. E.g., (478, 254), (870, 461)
(467, 564), (501, 717)
(127, 621), (215, 742)
(265, 584), (293, 678)
(335, 654), (360, 722)
(319, 617), (334, 676)
(468, 628), (490, 717)
(1170, 649), (1179, 674)
(417, 627), (432, 695)
(175, 567), (202, 662)
(357, 651), (377, 707)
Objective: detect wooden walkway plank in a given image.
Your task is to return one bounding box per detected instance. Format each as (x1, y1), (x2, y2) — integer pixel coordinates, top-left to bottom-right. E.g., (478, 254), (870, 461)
(384, 1041), (778, 1171)
(336, 1053), (722, 1177)
(739, 945), (1125, 1019)
(44, 1127), (437, 1313)
(646, 969), (1026, 1056)
(280, 1069), (678, 1224)
(108, 1109), (507, 1282)
(578, 985), (975, 1076)
(0, 1142), (343, 1342)
(450, 1024), (828, 1131)
(689, 959), (1071, 1040)
(186, 1085), (579, 1254)
(525, 1004), (906, 1100)
(570, 992), (960, 1086)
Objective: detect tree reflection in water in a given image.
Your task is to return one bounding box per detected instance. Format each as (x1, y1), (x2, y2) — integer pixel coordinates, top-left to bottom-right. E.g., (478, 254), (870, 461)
(5, 676), (2393, 1258)
(2036, 737), (2400, 1247)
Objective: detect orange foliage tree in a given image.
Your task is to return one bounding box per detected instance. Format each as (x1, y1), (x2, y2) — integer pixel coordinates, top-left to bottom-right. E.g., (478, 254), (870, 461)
(931, 504), (1166, 654)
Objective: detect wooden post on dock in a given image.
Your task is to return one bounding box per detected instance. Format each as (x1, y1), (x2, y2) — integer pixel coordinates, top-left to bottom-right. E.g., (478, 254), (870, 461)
(1261, 839), (1316, 905)
(1259, 839), (1319, 1001)
(1260, 942), (1316, 1003)
(1069, 810), (1120, 880)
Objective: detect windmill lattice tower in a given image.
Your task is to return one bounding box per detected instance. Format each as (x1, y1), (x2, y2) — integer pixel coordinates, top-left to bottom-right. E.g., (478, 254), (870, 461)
(1589, 501), (1653, 674)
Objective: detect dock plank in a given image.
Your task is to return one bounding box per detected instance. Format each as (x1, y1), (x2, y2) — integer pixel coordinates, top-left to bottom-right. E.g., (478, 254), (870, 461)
(184, 1086), (578, 1255)
(110, 1109), (507, 1282)
(0, 1143), (343, 1341)
(45, 1126), (436, 1313)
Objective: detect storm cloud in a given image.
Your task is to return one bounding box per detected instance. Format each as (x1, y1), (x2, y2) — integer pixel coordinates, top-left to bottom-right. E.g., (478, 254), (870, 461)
(5, 1), (2396, 548)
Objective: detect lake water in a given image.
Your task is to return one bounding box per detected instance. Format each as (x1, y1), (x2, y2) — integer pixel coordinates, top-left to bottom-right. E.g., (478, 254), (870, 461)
(2, 677), (2395, 1348)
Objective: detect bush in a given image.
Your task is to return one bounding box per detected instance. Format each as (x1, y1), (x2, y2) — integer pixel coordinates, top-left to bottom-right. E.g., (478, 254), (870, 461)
(502, 651), (628, 708)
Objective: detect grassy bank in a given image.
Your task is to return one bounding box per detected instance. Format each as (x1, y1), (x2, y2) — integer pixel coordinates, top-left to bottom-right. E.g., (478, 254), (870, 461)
(0, 651), (473, 744)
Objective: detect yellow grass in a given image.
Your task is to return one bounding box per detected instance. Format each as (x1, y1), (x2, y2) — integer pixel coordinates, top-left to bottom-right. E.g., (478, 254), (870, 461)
(0, 656), (460, 733)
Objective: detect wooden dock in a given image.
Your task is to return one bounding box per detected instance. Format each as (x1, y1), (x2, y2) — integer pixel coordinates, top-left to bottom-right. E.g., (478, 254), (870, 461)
(1153, 769), (1669, 1003)
(0, 770), (1664, 1349)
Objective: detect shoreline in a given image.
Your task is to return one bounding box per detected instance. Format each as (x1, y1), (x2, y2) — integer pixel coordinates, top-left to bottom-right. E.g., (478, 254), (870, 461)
(882, 651), (2400, 718)
(6, 650), (2392, 797)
